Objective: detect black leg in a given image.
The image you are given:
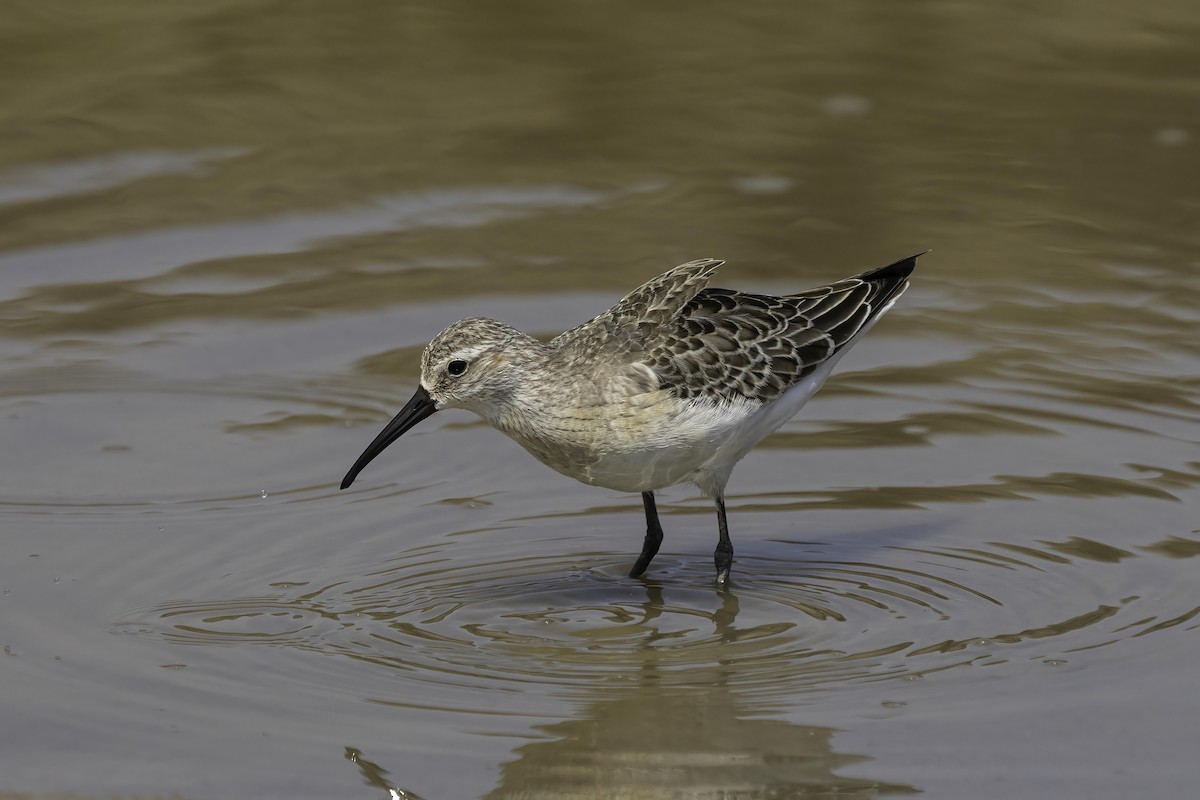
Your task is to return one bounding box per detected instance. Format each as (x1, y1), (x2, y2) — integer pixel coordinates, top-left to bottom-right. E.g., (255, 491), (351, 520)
(714, 495), (733, 585)
(629, 491), (664, 578)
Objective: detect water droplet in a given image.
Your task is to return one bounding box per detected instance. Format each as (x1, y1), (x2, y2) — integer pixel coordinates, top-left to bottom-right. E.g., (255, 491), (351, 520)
(822, 93), (873, 117)
(733, 174), (794, 195)
(1153, 127), (1188, 147)
(260, 489), (269, 500)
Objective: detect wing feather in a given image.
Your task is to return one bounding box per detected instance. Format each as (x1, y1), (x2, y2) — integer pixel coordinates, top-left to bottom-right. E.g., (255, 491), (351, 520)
(642, 254), (919, 403)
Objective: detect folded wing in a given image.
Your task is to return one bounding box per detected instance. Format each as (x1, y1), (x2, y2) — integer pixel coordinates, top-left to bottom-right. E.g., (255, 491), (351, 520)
(644, 254), (919, 403)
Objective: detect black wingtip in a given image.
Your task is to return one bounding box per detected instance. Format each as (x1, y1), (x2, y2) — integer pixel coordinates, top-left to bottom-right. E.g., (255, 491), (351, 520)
(859, 251), (927, 283)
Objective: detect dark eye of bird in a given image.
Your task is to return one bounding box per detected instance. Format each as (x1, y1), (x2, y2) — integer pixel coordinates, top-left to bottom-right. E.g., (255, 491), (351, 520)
(447, 359), (468, 376)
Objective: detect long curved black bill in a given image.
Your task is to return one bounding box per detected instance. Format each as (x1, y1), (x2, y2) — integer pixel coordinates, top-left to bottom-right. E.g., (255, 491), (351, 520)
(340, 386), (438, 489)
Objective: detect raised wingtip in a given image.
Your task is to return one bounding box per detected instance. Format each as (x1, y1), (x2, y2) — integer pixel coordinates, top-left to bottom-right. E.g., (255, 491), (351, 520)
(669, 257), (725, 277)
(859, 251), (927, 282)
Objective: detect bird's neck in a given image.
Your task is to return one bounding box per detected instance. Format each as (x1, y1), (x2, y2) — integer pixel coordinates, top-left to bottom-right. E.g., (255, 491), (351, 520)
(469, 336), (555, 432)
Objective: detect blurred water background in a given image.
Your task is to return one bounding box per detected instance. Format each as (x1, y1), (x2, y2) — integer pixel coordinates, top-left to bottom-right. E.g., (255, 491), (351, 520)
(1, 2), (1199, 798)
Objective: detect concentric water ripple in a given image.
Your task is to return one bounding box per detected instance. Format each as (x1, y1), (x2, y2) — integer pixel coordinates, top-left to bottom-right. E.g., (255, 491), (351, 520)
(118, 528), (1200, 704)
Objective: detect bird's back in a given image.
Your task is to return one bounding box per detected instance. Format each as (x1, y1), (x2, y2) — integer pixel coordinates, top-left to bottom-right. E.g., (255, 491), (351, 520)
(562, 254), (917, 406)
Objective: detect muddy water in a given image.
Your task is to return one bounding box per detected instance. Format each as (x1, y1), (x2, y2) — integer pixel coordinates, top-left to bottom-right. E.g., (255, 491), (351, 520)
(2, 2), (1199, 798)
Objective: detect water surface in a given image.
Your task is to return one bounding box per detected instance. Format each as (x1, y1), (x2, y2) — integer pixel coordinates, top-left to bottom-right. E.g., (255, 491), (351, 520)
(2, 2), (1199, 798)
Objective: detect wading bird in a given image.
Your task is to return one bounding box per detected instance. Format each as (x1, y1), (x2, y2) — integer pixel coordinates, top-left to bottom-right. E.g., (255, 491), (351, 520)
(341, 254), (920, 584)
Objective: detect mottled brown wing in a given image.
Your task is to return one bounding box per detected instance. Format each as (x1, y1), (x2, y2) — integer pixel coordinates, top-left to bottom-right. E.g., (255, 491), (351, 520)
(553, 259), (724, 353)
(644, 254), (919, 403)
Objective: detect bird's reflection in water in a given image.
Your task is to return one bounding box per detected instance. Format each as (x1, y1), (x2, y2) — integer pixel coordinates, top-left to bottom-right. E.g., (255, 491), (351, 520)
(480, 582), (917, 799)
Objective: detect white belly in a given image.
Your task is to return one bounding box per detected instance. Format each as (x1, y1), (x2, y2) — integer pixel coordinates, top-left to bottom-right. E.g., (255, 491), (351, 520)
(512, 391), (766, 495)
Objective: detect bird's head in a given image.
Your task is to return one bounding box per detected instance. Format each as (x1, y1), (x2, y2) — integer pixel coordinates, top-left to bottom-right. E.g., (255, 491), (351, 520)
(339, 318), (536, 489)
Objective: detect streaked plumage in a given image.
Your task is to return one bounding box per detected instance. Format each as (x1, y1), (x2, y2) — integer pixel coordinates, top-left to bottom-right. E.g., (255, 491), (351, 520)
(342, 253), (921, 584)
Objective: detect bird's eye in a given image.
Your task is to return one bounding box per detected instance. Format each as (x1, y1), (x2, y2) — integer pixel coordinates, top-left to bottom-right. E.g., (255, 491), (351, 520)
(447, 359), (468, 377)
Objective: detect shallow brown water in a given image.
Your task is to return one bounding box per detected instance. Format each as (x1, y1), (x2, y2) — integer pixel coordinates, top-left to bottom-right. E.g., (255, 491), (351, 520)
(2, 2), (1199, 798)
